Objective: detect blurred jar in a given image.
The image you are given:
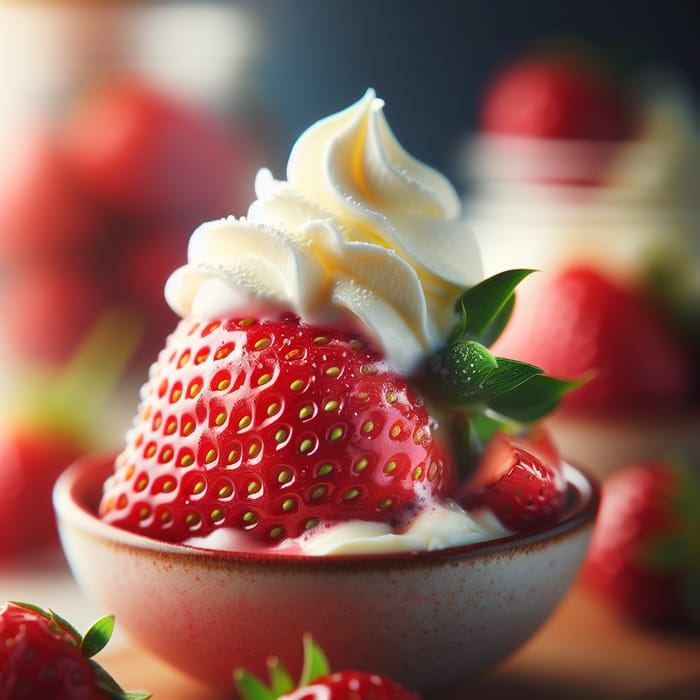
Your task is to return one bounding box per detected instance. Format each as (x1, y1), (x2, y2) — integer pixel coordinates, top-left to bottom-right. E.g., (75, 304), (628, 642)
(461, 71), (700, 286)
(458, 57), (700, 477)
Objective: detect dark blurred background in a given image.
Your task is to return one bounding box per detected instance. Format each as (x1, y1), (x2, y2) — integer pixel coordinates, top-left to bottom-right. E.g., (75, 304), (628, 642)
(249, 0), (700, 176)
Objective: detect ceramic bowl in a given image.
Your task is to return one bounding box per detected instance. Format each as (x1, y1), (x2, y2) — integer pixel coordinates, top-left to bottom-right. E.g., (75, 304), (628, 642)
(54, 453), (599, 696)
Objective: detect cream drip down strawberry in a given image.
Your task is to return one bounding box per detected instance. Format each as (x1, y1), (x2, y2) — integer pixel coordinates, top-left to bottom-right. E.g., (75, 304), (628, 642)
(99, 91), (573, 553)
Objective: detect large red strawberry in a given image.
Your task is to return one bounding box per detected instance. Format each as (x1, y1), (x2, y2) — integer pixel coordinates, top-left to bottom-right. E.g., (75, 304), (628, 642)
(479, 48), (636, 142)
(490, 265), (696, 414)
(235, 634), (421, 700)
(459, 430), (567, 531)
(100, 270), (578, 545)
(99, 315), (455, 546)
(0, 601), (150, 699)
(581, 458), (700, 630)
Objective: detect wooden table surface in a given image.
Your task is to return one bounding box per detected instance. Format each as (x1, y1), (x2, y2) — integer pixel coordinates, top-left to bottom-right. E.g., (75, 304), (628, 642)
(100, 582), (700, 700)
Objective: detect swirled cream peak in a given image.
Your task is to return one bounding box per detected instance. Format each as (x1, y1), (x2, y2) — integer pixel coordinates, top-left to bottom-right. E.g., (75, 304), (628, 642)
(165, 89), (482, 372)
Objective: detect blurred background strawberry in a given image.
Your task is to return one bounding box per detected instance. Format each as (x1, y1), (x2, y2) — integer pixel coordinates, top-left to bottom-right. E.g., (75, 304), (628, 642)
(581, 457), (700, 631)
(0, 4), (267, 559)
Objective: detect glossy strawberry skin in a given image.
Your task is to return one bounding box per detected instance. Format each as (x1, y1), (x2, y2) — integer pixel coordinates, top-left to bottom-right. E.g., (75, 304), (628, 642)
(581, 461), (700, 629)
(460, 431), (567, 531)
(480, 53), (635, 142)
(491, 265), (696, 414)
(0, 603), (110, 700)
(99, 316), (454, 546)
(280, 671), (421, 700)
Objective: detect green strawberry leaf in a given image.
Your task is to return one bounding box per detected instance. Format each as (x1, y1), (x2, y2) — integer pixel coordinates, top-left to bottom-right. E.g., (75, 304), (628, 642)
(478, 357), (545, 402)
(479, 294), (516, 348)
(448, 298), (469, 344)
(299, 634), (331, 686)
(487, 374), (581, 423)
(267, 657), (295, 696)
(427, 344), (545, 407)
(48, 608), (82, 642)
(82, 614), (115, 658)
(234, 635), (333, 700)
(452, 269), (534, 344)
(469, 412), (516, 446)
(10, 601), (49, 618)
(234, 670), (276, 700)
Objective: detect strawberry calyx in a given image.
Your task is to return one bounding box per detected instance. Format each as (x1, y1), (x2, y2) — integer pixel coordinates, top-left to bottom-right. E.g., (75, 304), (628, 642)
(234, 634), (328, 700)
(234, 634), (420, 700)
(5, 602), (152, 699)
(419, 269), (581, 478)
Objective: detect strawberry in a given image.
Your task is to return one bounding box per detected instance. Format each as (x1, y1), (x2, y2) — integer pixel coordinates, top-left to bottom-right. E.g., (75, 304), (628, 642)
(581, 458), (700, 630)
(479, 48), (636, 142)
(99, 315), (455, 546)
(0, 311), (140, 557)
(235, 634), (421, 700)
(459, 431), (567, 531)
(100, 270), (578, 545)
(490, 265), (696, 414)
(0, 256), (108, 366)
(0, 428), (85, 556)
(61, 74), (248, 221)
(0, 129), (97, 263)
(0, 601), (150, 700)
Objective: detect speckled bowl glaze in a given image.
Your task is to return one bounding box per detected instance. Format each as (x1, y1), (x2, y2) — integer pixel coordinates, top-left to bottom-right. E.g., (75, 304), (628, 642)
(54, 454), (599, 696)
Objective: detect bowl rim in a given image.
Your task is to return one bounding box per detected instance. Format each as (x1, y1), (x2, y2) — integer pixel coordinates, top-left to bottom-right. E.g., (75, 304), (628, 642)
(54, 452), (599, 569)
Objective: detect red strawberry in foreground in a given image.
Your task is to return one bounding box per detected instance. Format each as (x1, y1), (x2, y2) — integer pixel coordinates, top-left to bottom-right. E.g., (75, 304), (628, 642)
(0, 602), (150, 700)
(99, 315), (454, 546)
(581, 459), (700, 630)
(480, 48), (636, 142)
(491, 265), (696, 414)
(460, 431), (567, 531)
(235, 634), (421, 700)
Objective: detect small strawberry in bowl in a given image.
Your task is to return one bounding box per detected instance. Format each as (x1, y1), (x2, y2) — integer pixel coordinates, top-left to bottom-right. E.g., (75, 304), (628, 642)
(0, 601), (150, 699)
(460, 430), (567, 532)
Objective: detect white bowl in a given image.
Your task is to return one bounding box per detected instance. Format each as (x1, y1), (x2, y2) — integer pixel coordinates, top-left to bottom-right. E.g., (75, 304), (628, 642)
(54, 453), (599, 696)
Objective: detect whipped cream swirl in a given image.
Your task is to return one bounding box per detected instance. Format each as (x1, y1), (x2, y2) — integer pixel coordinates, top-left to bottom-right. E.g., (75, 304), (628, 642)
(165, 89), (482, 372)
